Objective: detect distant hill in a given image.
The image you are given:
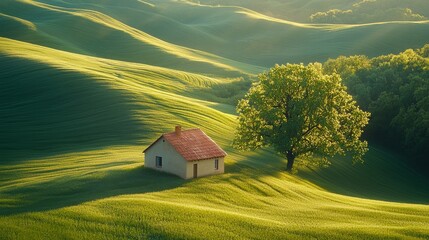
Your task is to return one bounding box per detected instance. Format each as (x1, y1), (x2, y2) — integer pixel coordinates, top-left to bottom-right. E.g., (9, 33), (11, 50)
(1, 0), (429, 72)
(185, 0), (429, 23)
(184, 0), (353, 22)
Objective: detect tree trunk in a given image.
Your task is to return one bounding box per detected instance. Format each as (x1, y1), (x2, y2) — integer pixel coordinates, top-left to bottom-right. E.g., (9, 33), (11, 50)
(286, 151), (295, 171)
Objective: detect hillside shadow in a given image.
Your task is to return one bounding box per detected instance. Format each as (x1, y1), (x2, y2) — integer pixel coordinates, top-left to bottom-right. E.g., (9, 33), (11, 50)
(0, 165), (185, 216)
(226, 146), (429, 204)
(0, 56), (146, 164)
(298, 168), (429, 204)
(296, 147), (429, 204)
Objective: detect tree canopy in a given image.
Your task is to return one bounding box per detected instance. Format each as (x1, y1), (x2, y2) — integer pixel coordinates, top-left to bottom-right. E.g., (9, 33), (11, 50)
(323, 45), (429, 172)
(309, 0), (427, 23)
(234, 63), (370, 171)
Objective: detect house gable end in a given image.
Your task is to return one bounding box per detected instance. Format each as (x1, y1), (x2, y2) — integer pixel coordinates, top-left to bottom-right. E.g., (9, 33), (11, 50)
(142, 135), (164, 153)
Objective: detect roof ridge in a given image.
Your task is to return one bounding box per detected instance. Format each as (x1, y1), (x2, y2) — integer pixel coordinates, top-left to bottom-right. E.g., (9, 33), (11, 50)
(144, 127), (227, 161)
(163, 128), (200, 135)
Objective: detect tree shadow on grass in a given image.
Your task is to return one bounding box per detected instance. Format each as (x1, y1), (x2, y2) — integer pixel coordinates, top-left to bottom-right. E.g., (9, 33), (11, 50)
(0, 165), (186, 216)
(225, 146), (429, 204)
(297, 148), (429, 204)
(224, 147), (287, 178)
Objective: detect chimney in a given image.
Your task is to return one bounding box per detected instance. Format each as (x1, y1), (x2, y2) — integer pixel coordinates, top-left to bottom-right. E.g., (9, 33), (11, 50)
(175, 125), (182, 136)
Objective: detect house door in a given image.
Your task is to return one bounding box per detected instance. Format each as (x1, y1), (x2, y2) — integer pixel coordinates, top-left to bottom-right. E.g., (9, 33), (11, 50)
(193, 164), (198, 178)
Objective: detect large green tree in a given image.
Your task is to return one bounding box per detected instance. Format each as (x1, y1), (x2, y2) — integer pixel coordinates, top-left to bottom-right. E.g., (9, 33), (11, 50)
(234, 63), (370, 171)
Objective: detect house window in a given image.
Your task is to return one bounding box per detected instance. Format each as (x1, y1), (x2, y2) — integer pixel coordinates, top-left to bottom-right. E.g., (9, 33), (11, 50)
(156, 156), (163, 168)
(215, 159), (219, 170)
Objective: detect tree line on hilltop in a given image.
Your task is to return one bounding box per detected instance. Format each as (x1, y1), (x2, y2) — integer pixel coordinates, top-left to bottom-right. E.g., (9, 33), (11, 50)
(310, 0), (428, 23)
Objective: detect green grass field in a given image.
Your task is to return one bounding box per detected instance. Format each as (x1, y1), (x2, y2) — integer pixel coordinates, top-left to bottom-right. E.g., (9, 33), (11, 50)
(1, 0), (429, 239)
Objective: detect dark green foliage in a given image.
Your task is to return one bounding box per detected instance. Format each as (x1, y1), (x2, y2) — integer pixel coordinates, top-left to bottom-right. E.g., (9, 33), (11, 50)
(418, 44), (429, 57)
(324, 45), (429, 172)
(310, 0), (428, 23)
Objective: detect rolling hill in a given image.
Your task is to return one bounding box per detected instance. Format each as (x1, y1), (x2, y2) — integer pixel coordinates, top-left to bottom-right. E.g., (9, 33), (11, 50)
(185, 0), (429, 23)
(2, 0), (429, 70)
(1, 0), (429, 239)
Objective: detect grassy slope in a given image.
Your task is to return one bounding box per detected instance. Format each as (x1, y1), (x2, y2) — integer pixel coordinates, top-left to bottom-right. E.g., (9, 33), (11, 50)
(2, 0), (429, 69)
(182, 0), (354, 22)
(0, 37), (235, 161)
(1, 38), (429, 240)
(1, 0), (429, 239)
(184, 0), (429, 23)
(79, 1), (429, 65)
(155, 3), (429, 66)
(0, 0), (260, 77)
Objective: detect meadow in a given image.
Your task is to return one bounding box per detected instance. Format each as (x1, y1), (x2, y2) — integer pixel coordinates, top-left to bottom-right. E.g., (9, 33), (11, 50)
(1, 0), (429, 239)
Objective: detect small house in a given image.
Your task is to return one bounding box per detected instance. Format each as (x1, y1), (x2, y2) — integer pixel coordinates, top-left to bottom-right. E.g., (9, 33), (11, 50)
(143, 126), (227, 179)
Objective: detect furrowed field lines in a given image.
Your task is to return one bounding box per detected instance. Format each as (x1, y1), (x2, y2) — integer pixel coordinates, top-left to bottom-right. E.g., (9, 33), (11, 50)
(0, 0), (262, 76)
(2, 0), (429, 70)
(1, 0), (429, 239)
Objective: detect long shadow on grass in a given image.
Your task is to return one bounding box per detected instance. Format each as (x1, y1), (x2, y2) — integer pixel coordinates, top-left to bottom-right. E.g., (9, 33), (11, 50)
(224, 147), (287, 178)
(297, 146), (429, 204)
(0, 165), (185, 216)
(226, 146), (429, 204)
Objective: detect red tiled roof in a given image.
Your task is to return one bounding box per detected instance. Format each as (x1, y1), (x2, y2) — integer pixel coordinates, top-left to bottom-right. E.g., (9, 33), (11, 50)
(144, 128), (227, 161)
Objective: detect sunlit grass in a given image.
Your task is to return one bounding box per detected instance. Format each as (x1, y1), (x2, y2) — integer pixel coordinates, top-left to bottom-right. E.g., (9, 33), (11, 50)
(2, 0), (428, 70)
(1, 0), (261, 76)
(1, 1), (429, 239)
(1, 37), (429, 239)
(0, 12), (36, 30)
(1, 150), (428, 239)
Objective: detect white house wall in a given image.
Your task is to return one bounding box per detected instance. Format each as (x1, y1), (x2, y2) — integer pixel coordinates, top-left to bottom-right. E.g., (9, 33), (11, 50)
(144, 137), (187, 179)
(185, 157), (224, 179)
